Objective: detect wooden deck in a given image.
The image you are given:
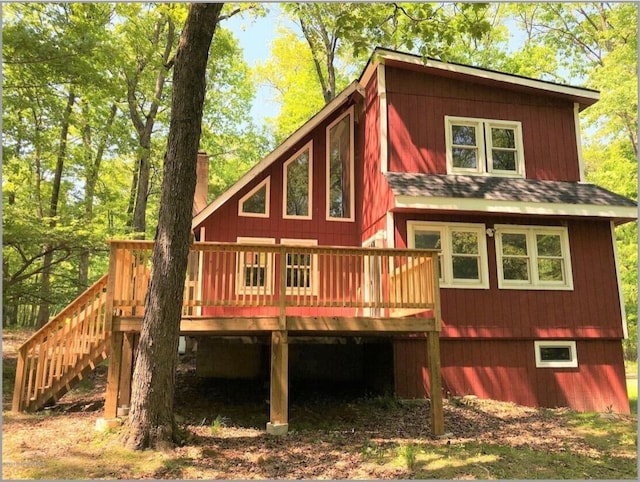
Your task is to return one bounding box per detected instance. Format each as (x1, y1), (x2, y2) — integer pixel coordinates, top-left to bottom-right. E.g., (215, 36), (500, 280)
(13, 240), (444, 435)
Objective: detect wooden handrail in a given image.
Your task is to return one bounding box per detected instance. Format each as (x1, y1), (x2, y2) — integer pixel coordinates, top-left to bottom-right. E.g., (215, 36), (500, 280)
(12, 275), (110, 412)
(107, 240), (440, 318)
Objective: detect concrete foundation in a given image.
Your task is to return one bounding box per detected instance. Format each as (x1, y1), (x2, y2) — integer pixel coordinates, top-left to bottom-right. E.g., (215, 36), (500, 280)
(266, 422), (288, 436)
(95, 417), (122, 432)
(196, 338), (262, 378)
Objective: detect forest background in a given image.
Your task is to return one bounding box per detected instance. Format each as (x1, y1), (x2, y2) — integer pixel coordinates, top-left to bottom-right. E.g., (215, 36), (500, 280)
(2, 2), (637, 358)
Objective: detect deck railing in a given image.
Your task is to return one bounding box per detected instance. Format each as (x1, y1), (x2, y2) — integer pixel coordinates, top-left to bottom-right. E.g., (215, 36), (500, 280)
(108, 240), (440, 319)
(12, 275), (110, 411)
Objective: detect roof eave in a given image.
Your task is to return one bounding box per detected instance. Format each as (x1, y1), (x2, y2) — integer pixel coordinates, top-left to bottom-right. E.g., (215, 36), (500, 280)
(367, 48), (599, 109)
(392, 195), (638, 222)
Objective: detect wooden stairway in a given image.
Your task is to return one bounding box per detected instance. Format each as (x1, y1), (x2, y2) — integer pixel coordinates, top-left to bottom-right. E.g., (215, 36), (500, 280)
(12, 275), (111, 412)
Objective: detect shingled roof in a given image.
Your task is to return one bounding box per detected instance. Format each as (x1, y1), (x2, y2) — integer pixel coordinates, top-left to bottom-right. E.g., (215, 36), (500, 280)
(385, 172), (637, 221)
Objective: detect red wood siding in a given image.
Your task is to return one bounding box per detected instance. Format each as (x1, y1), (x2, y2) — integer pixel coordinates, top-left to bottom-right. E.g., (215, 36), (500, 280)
(394, 338), (630, 414)
(360, 71), (395, 244)
(384, 66), (581, 181)
(199, 105), (360, 248)
(394, 213), (624, 339)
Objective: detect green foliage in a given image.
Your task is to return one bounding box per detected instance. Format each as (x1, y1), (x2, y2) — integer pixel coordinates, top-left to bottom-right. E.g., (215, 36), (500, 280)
(201, 27), (272, 198)
(398, 442), (418, 471)
(1, 3), (265, 326)
(253, 28), (327, 144)
(209, 414), (228, 435)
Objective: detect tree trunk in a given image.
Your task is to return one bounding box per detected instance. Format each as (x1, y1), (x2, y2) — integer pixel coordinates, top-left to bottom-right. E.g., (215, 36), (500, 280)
(125, 14), (176, 239)
(36, 89), (76, 328)
(79, 103), (118, 290)
(123, 2), (223, 451)
(131, 139), (152, 238)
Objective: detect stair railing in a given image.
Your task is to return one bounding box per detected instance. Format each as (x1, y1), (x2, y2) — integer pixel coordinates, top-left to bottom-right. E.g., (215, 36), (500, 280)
(12, 274), (109, 412)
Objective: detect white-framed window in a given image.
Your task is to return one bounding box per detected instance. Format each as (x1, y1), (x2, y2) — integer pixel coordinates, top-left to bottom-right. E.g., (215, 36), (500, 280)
(407, 221), (490, 289)
(326, 107), (355, 221)
(281, 238), (318, 295)
(445, 116), (525, 177)
(238, 177), (270, 218)
(236, 237), (275, 294)
(283, 142), (313, 219)
(534, 340), (578, 368)
(495, 225), (573, 290)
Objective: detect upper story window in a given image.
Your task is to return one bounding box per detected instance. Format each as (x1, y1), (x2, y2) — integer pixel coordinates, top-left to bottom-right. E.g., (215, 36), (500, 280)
(238, 177), (270, 218)
(445, 116), (525, 177)
(408, 221), (489, 289)
(283, 142), (313, 219)
(495, 225), (573, 290)
(326, 107), (354, 221)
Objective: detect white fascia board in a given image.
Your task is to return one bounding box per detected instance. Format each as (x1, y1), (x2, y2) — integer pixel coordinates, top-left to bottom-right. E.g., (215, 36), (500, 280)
(574, 103), (586, 182)
(192, 81), (361, 229)
(610, 221), (629, 339)
(378, 64), (388, 174)
(393, 195), (638, 220)
(379, 50), (600, 103)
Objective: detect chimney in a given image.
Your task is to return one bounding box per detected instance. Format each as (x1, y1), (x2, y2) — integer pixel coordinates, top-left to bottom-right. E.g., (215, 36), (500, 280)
(193, 151), (209, 216)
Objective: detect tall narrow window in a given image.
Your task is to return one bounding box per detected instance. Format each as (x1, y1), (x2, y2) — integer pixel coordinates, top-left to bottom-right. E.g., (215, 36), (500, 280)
(238, 177), (270, 218)
(327, 108), (354, 221)
(283, 142), (312, 219)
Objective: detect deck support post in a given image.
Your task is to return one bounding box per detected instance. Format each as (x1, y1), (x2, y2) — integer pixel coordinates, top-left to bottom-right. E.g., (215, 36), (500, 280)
(104, 330), (124, 419)
(427, 330), (444, 436)
(116, 332), (136, 413)
(267, 330), (288, 435)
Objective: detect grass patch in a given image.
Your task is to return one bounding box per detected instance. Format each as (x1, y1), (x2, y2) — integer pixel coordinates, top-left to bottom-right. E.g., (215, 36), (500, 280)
(398, 442), (418, 471)
(627, 378), (637, 415)
(410, 441), (637, 480)
(209, 414), (227, 435)
(562, 411), (637, 458)
(3, 428), (169, 480)
(625, 360), (637, 375)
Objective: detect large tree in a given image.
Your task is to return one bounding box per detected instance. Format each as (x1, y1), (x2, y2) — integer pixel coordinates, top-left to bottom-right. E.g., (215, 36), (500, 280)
(123, 2), (223, 450)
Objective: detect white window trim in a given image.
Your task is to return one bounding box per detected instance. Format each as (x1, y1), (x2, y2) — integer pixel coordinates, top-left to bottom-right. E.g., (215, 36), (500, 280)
(238, 177), (270, 218)
(407, 221), (490, 289)
(495, 224), (574, 291)
(535, 340), (578, 368)
(283, 141), (313, 220)
(280, 238), (319, 295)
(326, 106), (355, 222)
(236, 237), (275, 295)
(445, 116), (525, 178)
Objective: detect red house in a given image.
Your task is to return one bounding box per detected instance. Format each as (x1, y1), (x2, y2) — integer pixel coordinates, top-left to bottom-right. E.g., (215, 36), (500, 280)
(13, 48), (636, 434)
(191, 47), (636, 415)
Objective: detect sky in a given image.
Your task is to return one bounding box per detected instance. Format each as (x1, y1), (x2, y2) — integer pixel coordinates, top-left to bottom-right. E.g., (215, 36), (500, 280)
(224, 4), (284, 125)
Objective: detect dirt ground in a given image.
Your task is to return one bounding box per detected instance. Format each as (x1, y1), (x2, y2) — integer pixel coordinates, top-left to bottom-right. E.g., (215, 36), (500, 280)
(2, 330), (637, 480)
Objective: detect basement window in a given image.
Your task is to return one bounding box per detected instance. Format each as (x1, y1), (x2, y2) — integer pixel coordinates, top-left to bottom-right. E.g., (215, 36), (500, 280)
(534, 340), (578, 368)
(239, 177), (270, 218)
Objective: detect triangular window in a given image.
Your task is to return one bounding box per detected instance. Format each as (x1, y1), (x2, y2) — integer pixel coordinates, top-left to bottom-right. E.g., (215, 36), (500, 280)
(239, 177), (270, 217)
